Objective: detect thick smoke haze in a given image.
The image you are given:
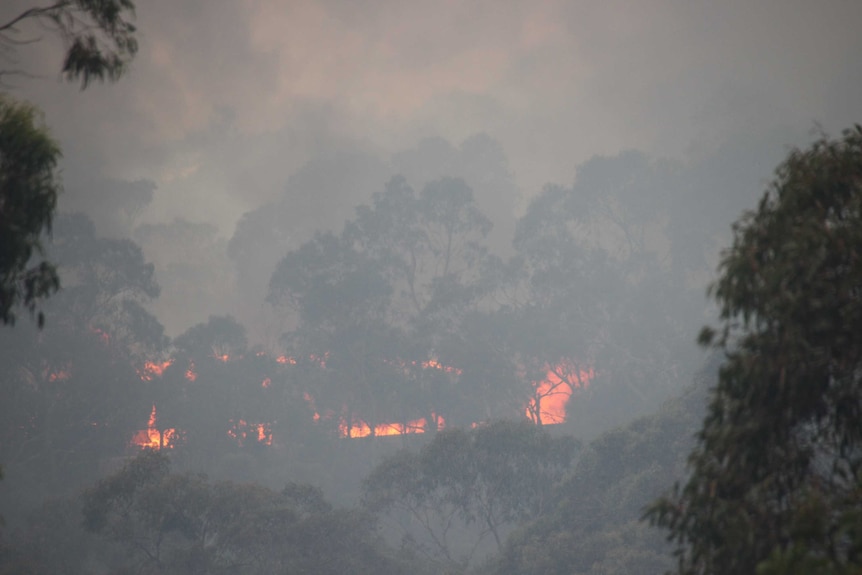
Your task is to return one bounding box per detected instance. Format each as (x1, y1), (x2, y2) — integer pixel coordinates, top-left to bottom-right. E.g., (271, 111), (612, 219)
(1, 0), (858, 338)
(6, 0), (860, 225)
(2, 3), (862, 573)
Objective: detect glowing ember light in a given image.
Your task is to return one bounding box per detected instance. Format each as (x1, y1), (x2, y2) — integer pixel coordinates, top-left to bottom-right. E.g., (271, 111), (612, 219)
(90, 327), (111, 345)
(227, 419), (246, 442)
(303, 392), (322, 421)
(256, 423), (273, 445)
(131, 405), (178, 449)
(383, 357), (463, 376)
(339, 414), (445, 438)
(526, 364), (594, 425)
(48, 368), (71, 382)
(138, 359), (173, 381)
(123, 351), (598, 447)
(227, 419), (273, 446)
(420, 359), (463, 375)
(185, 360), (198, 382)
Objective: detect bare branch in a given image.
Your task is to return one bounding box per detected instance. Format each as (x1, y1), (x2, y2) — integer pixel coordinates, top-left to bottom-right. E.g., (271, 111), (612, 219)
(0, 3), (72, 35)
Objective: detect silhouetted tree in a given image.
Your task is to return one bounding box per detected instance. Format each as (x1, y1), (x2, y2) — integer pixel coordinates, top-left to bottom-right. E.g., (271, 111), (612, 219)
(363, 420), (578, 570)
(82, 451), (408, 575)
(270, 177), (498, 434)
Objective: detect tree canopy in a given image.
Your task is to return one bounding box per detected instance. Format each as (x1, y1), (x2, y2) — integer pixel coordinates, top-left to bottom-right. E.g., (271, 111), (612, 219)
(363, 420), (579, 570)
(646, 126), (862, 574)
(0, 0), (138, 88)
(0, 95), (61, 326)
(0, 1), (139, 328)
(77, 451), (408, 575)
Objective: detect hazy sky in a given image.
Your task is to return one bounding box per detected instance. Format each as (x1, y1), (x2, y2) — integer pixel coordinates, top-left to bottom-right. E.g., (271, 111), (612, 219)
(4, 0), (861, 232)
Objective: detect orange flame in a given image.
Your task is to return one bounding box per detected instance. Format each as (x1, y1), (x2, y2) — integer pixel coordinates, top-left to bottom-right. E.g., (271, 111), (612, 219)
(138, 359), (173, 381)
(310, 352), (328, 368)
(418, 359), (462, 375)
(303, 392), (322, 422)
(384, 357), (464, 376)
(131, 405), (178, 449)
(128, 350), (593, 447)
(257, 423), (273, 445)
(228, 419), (273, 446)
(185, 360), (197, 382)
(47, 368), (71, 382)
(526, 364), (594, 425)
(339, 414), (445, 438)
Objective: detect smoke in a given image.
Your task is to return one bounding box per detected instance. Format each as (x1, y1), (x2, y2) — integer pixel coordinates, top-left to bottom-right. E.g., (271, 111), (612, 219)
(1, 0), (859, 342)
(2, 0), (856, 224)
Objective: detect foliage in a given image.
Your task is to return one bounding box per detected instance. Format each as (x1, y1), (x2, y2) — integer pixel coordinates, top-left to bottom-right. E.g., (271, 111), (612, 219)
(345, 175), (493, 324)
(500, 150), (697, 433)
(47, 213), (163, 351)
(0, 0), (139, 328)
(645, 126), (862, 574)
(487, 383), (706, 575)
(0, 0), (138, 88)
(172, 314), (247, 359)
(0, 214), (163, 516)
(270, 231), (392, 329)
(0, 495), (104, 575)
(363, 420), (579, 570)
(133, 218), (233, 335)
(0, 94), (61, 327)
(123, 314), (336, 485)
(78, 451), (408, 575)
(269, 177), (500, 434)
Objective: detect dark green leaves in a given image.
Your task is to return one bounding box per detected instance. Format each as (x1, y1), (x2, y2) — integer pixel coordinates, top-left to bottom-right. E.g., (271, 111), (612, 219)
(0, 95), (61, 326)
(1, 0), (138, 89)
(1, 1), (139, 325)
(646, 126), (862, 575)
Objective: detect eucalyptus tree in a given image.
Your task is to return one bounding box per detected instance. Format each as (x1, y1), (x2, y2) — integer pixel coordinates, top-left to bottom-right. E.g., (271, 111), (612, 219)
(503, 151), (695, 431)
(363, 420), (579, 571)
(80, 451), (407, 575)
(0, 213), (163, 515)
(647, 126), (862, 575)
(0, 95), (61, 326)
(0, 0), (138, 327)
(0, 0), (138, 87)
(269, 177), (499, 434)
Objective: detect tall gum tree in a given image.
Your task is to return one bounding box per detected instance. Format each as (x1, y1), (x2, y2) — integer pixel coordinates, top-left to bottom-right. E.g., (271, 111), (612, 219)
(269, 177), (498, 435)
(646, 126), (862, 575)
(0, 95), (61, 326)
